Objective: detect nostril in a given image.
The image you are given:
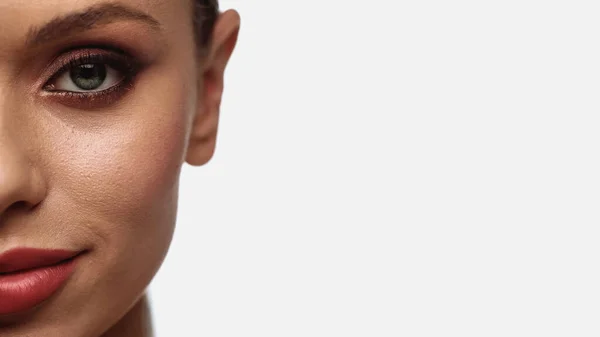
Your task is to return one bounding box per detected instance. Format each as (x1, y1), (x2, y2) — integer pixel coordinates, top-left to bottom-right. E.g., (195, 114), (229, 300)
(4, 200), (31, 214)
(0, 160), (47, 216)
(0, 200), (42, 225)
(11, 200), (28, 208)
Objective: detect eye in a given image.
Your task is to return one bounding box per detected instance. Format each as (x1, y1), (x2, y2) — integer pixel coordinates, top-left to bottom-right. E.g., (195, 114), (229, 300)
(49, 63), (124, 93)
(41, 49), (142, 109)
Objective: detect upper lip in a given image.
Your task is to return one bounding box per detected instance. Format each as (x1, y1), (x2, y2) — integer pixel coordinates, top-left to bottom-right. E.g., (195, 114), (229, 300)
(0, 248), (80, 274)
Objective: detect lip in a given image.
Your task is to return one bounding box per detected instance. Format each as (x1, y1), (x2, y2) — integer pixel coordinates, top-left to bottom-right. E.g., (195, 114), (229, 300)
(0, 248), (81, 315)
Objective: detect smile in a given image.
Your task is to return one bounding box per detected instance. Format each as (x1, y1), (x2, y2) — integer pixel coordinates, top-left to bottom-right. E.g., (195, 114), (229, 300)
(0, 248), (82, 315)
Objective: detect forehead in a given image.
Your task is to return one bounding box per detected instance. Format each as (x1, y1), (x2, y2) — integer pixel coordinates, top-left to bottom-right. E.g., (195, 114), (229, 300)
(0, 0), (187, 20)
(0, 0), (191, 48)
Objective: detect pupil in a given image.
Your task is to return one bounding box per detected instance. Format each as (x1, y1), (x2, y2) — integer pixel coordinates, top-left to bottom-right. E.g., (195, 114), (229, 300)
(70, 64), (107, 90)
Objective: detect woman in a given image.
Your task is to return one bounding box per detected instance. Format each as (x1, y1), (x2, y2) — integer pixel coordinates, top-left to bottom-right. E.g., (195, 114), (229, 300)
(0, 0), (239, 336)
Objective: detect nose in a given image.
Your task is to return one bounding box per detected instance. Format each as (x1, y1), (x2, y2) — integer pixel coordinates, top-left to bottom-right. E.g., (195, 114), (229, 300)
(0, 133), (46, 216)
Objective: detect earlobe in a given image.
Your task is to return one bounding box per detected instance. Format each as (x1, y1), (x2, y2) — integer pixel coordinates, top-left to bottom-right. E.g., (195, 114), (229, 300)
(186, 10), (241, 166)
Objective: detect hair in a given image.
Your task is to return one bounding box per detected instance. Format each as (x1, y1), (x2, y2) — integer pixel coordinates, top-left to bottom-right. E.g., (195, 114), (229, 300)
(193, 0), (220, 51)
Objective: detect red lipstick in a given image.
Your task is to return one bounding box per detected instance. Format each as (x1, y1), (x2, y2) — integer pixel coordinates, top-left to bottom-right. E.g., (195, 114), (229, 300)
(0, 248), (80, 315)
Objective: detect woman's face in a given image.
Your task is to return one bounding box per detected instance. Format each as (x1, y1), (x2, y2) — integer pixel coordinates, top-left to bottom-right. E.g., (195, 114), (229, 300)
(0, 0), (237, 336)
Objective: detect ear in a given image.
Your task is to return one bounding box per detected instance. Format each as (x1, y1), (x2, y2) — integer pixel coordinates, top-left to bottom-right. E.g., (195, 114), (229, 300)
(186, 9), (240, 166)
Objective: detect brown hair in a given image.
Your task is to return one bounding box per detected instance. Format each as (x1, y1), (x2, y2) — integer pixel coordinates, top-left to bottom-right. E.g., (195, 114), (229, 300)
(193, 0), (219, 50)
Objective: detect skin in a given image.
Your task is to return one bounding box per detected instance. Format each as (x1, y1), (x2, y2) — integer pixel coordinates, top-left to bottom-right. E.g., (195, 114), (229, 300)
(0, 0), (239, 336)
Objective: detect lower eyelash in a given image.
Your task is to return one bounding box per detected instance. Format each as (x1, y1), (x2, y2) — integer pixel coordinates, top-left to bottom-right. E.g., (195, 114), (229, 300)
(44, 78), (136, 109)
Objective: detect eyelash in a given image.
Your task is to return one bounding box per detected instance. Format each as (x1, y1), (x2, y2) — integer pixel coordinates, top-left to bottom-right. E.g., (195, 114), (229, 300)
(42, 48), (141, 107)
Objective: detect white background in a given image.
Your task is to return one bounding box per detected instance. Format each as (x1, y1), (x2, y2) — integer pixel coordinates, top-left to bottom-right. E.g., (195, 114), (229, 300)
(150, 1), (600, 336)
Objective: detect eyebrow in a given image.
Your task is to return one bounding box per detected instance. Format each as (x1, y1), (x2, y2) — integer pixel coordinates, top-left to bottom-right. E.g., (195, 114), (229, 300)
(25, 2), (161, 47)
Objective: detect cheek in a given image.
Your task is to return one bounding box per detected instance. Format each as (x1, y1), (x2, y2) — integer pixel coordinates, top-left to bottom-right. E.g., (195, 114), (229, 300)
(66, 113), (186, 223)
(42, 77), (194, 254)
(86, 119), (185, 223)
(82, 116), (186, 218)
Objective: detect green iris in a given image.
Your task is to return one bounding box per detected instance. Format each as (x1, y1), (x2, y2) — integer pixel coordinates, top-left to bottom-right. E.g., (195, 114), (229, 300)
(70, 64), (107, 90)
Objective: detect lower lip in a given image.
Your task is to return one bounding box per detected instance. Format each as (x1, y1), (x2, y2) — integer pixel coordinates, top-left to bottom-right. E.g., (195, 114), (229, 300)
(0, 258), (77, 315)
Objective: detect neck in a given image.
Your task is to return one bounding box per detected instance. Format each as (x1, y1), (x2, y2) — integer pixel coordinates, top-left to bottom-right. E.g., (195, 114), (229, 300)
(101, 294), (153, 337)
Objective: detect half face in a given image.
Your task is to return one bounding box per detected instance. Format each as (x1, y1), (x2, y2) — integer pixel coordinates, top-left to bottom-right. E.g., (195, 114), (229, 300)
(0, 0), (234, 336)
